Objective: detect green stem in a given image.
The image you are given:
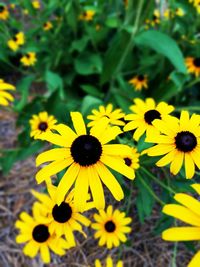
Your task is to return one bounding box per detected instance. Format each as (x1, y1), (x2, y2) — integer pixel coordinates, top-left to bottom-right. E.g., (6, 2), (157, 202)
(176, 106), (200, 112)
(141, 167), (176, 195)
(137, 172), (165, 206)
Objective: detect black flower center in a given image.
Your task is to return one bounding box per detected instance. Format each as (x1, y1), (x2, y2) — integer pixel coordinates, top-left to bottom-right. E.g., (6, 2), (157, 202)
(193, 58), (200, 67)
(124, 157), (132, 166)
(52, 202), (72, 223)
(0, 5), (5, 12)
(153, 15), (157, 21)
(38, 122), (48, 131)
(104, 220), (116, 233)
(32, 224), (50, 243)
(70, 135), (102, 166)
(137, 75), (144, 81)
(175, 131), (197, 152)
(144, 109), (161, 125)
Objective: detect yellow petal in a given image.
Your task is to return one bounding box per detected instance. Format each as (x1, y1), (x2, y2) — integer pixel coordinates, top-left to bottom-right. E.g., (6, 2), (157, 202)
(191, 184), (200, 195)
(146, 144), (175, 156)
(90, 117), (110, 138)
(70, 112), (86, 135)
(170, 151), (184, 175)
(23, 240), (39, 257)
(40, 245), (50, 263)
(156, 150), (176, 167)
(103, 144), (132, 156)
(188, 251), (200, 267)
(162, 227), (200, 241)
(98, 126), (122, 144)
(53, 124), (77, 146)
(36, 148), (71, 166)
(185, 153), (195, 179)
(174, 193), (200, 217)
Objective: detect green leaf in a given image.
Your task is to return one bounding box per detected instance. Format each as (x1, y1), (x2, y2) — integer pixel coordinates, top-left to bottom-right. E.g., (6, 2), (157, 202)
(81, 95), (102, 116)
(135, 30), (187, 73)
(45, 70), (64, 99)
(70, 36), (89, 53)
(80, 84), (104, 98)
(74, 53), (102, 75)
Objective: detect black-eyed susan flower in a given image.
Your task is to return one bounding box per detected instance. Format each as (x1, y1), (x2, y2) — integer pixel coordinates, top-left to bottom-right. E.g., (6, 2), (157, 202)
(87, 104), (125, 127)
(124, 98), (174, 141)
(32, 0), (40, 9)
(31, 185), (92, 246)
(128, 75), (148, 91)
(0, 4), (9, 20)
(36, 112), (135, 211)
(145, 111), (200, 179)
(15, 204), (73, 263)
(7, 32), (25, 52)
(94, 256), (123, 267)
(185, 57), (200, 77)
(145, 9), (160, 27)
(20, 52), (37, 67)
(175, 7), (185, 17)
(43, 21), (53, 31)
(79, 10), (96, 21)
(29, 111), (57, 139)
(123, 147), (140, 173)
(0, 79), (15, 106)
(162, 184), (200, 267)
(91, 205), (131, 249)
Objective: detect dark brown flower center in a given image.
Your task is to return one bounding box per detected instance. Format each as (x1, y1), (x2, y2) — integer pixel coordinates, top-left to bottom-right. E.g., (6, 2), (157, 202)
(38, 122), (48, 131)
(104, 220), (116, 233)
(52, 202), (72, 223)
(70, 135), (102, 166)
(175, 131), (197, 152)
(137, 75), (144, 81)
(32, 224), (50, 243)
(144, 109), (161, 125)
(124, 157), (132, 166)
(0, 5), (5, 12)
(193, 58), (200, 67)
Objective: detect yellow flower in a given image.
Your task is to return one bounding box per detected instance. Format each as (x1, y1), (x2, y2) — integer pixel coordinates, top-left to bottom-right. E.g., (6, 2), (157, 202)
(123, 147), (140, 172)
(7, 32), (25, 51)
(0, 79), (15, 106)
(0, 4), (9, 20)
(15, 204), (73, 263)
(20, 52), (37, 66)
(146, 9), (160, 27)
(87, 104), (125, 127)
(32, 0), (40, 9)
(91, 205), (131, 249)
(145, 111), (200, 179)
(185, 57), (200, 77)
(162, 184), (200, 267)
(43, 21), (53, 31)
(128, 75), (148, 91)
(175, 7), (185, 17)
(29, 111), (57, 139)
(94, 256), (123, 267)
(36, 112), (135, 211)
(31, 185), (92, 246)
(79, 10), (95, 21)
(123, 98), (174, 141)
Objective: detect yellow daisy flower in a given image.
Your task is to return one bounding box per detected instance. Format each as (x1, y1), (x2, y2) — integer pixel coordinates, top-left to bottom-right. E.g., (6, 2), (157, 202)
(31, 185), (92, 246)
(43, 21), (53, 31)
(175, 7), (185, 17)
(29, 111), (57, 139)
(0, 79), (15, 106)
(32, 0), (40, 9)
(145, 111), (200, 179)
(162, 184), (200, 267)
(94, 256), (123, 267)
(0, 4), (9, 20)
(36, 112), (135, 211)
(87, 104), (125, 127)
(123, 98), (174, 141)
(145, 9), (160, 27)
(79, 10), (95, 21)
(185, 57), (200, 77)
(128, 75), (148, 91)
(20, 52), (37, 66)
(7, 32), (25, 52)
(123, 147), (140, 172)
(15, 204), (73, 263)
(91, 205), (132, 249)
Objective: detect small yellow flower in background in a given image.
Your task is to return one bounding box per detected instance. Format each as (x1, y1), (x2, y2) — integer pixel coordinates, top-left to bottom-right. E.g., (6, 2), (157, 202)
(175, 7), (185, 17)
(163, 9), (170, 19)
(29, 111), (57, 139)
(128, 74), (148, 91)
(95, 24), (101, 31)
(87, 103), (125, 127)
(79, 10), (96, 21)
(124, 0), (128, 8)
(36, 112), (135, 211)
(23, 9), (29, 15)
(94, 256), (123, 267)
(91, 205), (131, 249)
(31, 185), (92, 246)
(185, 57), (200, 77)
(123, 147), (140, 172)
(145, 9), (160, 27)
(43, 21), (53, 31)
(162, 184), (200, 267)
(15, 204), (73, 263)
(9, 3), (16, 9)
(145, 110), (200, 179)
(7, 32), (25, 51)
(0, 79), (15, 106)
(0, 4), (9, 20)
(194, 0), (200, 13)
(32, 0), (40, 9)
(20, 52), (37, 67)
(123, 98), (174, 141)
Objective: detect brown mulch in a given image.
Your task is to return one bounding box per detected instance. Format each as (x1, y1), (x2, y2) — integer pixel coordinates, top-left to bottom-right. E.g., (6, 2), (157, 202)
(0, 109), (193, 267)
